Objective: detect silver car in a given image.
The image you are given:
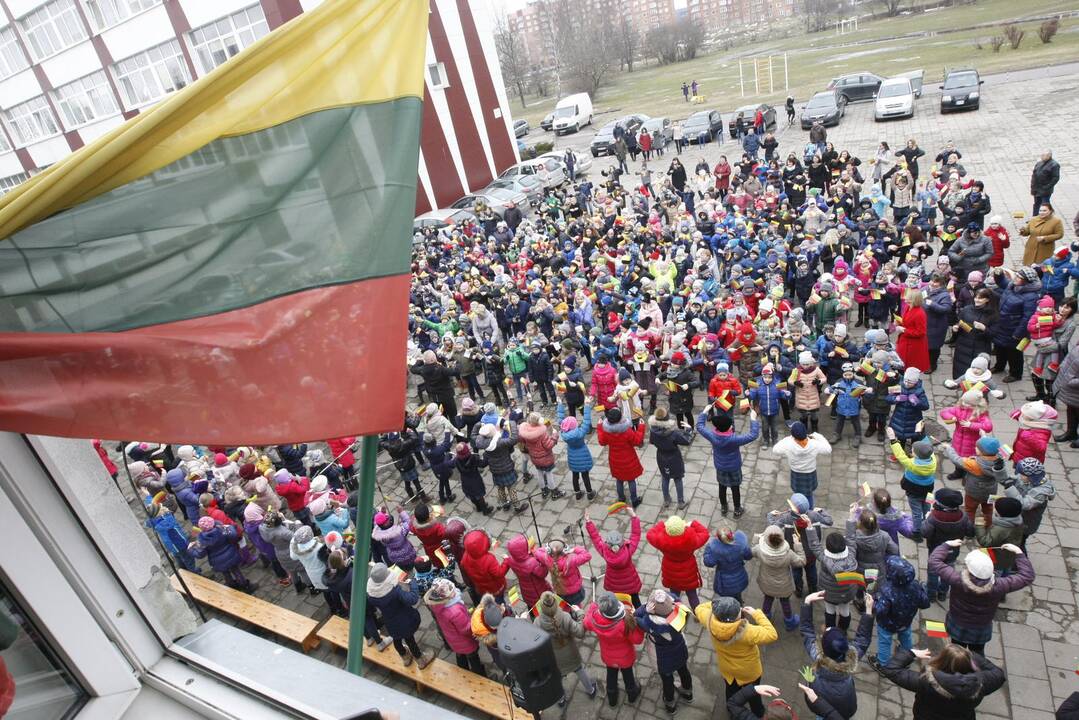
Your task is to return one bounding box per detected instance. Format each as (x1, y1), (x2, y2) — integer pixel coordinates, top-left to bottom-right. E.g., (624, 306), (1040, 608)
(538, 151), (591, 179)
(486, 176), (543, 205)
(499, 157), (567, 190)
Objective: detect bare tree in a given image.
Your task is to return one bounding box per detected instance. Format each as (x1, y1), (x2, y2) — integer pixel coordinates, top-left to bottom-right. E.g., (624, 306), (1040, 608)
(614, 16), (639, 72)
(804, 0), (841, 32)
(528, 65), (553, 98)
(1003, 23), (1024, 49)
(494, 15), (529, 107)
(645, 24), (680, 65)
(678, 19), (705, 60)
(877, 0), (903, 17)
(541, 0), (614, 95)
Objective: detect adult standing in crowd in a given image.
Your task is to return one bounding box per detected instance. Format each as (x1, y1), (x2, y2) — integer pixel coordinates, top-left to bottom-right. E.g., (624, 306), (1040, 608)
(1030, 150), (1060, 215)
(1020, 203), (1065, 266)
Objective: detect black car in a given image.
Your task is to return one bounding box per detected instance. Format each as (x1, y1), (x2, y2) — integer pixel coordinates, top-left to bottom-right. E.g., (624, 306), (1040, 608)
(513, 119), (530, 138)
(589, 114), (649, 157)
(683, 109), (723, 144)
(828, 72), (884, 102)
(540, 112), (554, 131)
(800, 90), (847, 129)
(727, 103), (777, 137)
(940, 69), (983, 113)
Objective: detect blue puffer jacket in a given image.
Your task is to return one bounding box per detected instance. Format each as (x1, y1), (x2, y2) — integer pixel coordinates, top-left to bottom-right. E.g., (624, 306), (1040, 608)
(423, 432), (456, 480)
(1042, 255), (1079, 295)
(886, 381), (929, 439)
(696, 414), (759, 471)
(557, 404), (593, 472)
(146, 511), (189, 555)
(633, 605), (689, 675)
(166, 468), (200, 523)
(748, 378), (789, 416)
(924, 285), (955, 349)
(829, 378), (866, 418)
(276, 444), (308, 476)
(991, 279), (1041, 345)
(367, 582), (421, 640)
(873, 556), (930, 632)
(189, 525), (241, 572)
(702, 532), (752, 596)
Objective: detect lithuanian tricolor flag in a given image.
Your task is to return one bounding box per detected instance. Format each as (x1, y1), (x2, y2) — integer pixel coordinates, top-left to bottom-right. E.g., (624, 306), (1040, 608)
(0, 0), (427, 445)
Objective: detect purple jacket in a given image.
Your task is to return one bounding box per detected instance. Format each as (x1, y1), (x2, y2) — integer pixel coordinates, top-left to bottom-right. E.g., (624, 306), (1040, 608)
(243, 519), (278, 561)
(372, 511), (417, 567)
(929, 544), (1034, 628)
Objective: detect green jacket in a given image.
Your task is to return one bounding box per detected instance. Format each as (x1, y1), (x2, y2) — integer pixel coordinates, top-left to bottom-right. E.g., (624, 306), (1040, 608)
(504, 347), (530, 375)
(422, 318), (460, 337)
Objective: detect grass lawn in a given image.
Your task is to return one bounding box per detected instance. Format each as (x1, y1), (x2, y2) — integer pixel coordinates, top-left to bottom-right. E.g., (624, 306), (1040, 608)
(510, 0), (1075, 128)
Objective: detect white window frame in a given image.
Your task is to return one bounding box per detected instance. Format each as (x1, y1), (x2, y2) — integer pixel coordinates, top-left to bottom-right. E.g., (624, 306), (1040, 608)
(54, 70), (120, 128)
(112, 39), (190, 109)
(18, 0), (88, 62)
(188, 4), (269, 75)
(0, 25), (29, 80)
(0, 172), (29, 194)
(81, 0), (162, 32)
(4, 95), (61, 145)
(428, 61), (449, 89)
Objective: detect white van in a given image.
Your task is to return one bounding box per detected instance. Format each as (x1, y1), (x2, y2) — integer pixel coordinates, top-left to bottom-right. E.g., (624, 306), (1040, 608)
(552, 93), (593, 135)
(874, 77), (915, 121)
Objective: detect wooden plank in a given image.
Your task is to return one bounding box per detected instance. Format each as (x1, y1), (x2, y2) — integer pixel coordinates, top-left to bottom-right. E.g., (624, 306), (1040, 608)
(317, 616), (516, 720)
(170, 570), (320, 652)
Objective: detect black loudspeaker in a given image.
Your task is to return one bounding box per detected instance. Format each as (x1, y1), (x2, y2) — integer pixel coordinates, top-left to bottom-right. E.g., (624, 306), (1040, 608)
(497, 618), (564, 713)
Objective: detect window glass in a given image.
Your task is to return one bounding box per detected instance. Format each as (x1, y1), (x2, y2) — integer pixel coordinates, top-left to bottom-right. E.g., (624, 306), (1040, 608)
(3, 96), (60, 145)
(54, 71), (119, 127)
(0, 27), (29, 79)
(18, 0), (87, 61)
(0, 172), (29, 194)
(114, 39), (189, 108)
(189, 4), (269, 74)
(84, 0), (162, 32)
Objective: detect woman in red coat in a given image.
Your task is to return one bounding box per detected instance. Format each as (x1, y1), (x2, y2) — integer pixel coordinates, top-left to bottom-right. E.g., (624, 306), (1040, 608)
(897, 289), (931, 372)
(713, 155), (732, 199)
(646, 515), (710, 608)
(597, 408), (647, 508)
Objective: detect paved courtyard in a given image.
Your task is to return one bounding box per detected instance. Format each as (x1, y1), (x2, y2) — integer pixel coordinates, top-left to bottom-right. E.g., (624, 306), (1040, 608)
(148, 66), (1079, 719)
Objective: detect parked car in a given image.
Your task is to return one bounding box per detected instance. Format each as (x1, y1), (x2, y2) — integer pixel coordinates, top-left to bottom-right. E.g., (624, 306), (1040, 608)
(540, 112), (554, 131)
(538, 150), (592, 178)
(513, 119), (530, 138)
(589, 114), (649, 157)
(640, 117), (672, 150)
(683, 109), (723, 144)
(485, 176), (543, 206)
(895, 69), (925, 98)
(449, 187), (526, 219)
(727, 103), (777, 136)
(413, 208), (477, 233)
(940, 68), (983, 113)
(827, 72), (884, 102)
(800, 90), (847, 129)
(499, 157), (567, 189)
(552, 93), (593, 135)
(874, 77), (916, 120)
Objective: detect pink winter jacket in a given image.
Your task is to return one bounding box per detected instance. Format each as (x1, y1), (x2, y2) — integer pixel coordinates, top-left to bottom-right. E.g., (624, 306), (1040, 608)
(938, 406), (993, 457)
(426, 596), (479, 654)
(585, 515), (642, 594)
(517, 421), (558, 469)
(582, 602), (644, 669)
(1011, 427), (1050, 465)
(793, 365), (827, 410)
(590, 363), (618, 405)
(536, 546), (592, 597)
(505, 534), (551, 608)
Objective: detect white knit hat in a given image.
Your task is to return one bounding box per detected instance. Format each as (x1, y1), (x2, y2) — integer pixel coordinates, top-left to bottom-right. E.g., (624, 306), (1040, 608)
(965, 550), (994, 580)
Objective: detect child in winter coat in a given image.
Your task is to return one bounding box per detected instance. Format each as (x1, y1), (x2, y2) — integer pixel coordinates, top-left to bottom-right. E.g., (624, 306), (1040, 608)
(858, 489), (914, 545)
(939, 389), (993, 479)
(799, 591), (875, 719)
(309, 496), (351, 539)
(589, 353), (619, 406)
(649, 407), (694, 509)
(861, 349), (898, 442)
(411, 503), (448, 566)
(243, 503), (291, 586)
(380, 429), (428, 503)
(647, 515), (710, 608)
(880, 644), (1007, 720)
(366, 562), (434, 668)
(146, 498), (199, 573)
(583, 593), (645, 707)
(585, 508), (643, 606)
(767, 493), (834, 597)
(460, 529), (509, 602)
(557, 399), (595, 500)
(454, 443), (492, 515)
(1003, 457), (1055, 550)
(694, 596), (778, 717)
(634, 590), (694, 714)
(921, 488), (973, 601)
(1009, 400), (1057, 466)
(707, 362), (743, 414)
(259, 508), (312, 593)
(598, 408), (647, 507)
(887, 429), (936, 539)
(747, 363), (791, 446)
(422, 431), (457, 504)
(372, 508), (417, 571)
(792, 350), (828, 432)
(703, 527), (752, 602)
(474, 419), (527, 513)
(190, 516), (253, 592)
(870, 556), (930, 667)
(939, 435), (1008, 524)
(697, 409), (761, 517)
(803, 531), (858, 629)
(425, 578), (485, 675)
(534, 591), (597, 701)
(504, 533), (551, 609)
(518, 412), (563, 499)
(772, 421), (832, 507)
(844, 508), (899, 577)
(751, 525), (806, 630)
(886, 367), (931, 458)
(828, 362), (870, 447)
(974, 496), (1025, 573)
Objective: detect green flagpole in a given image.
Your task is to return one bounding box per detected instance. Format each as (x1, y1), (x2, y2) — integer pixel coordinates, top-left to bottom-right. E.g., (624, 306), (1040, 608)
(347, 434), (379, 675)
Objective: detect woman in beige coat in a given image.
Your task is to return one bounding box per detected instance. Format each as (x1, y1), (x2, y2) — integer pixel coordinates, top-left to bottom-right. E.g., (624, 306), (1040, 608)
(1020, 202), (1065, 265)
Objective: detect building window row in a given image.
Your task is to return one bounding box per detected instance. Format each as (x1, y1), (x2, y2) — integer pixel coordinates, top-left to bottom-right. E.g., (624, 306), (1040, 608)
(4, 96), (60, 145)
(114, 39), (190, 107)
(0, 172), (30, 194)
(20, 0), (87, 62)
(84, 0), (163, 33)
(189, 5), (269, 75)
(0, 26), (30, 80)
(55, 70), (118, 127)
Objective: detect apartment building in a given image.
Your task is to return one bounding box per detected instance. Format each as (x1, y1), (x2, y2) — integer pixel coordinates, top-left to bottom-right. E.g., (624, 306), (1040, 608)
(685, 0), (795, 32)
(0, 0), (518, 213)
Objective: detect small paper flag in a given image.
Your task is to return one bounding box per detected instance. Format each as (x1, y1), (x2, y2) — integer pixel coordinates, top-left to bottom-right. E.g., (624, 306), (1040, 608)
(824, 392), (836, 407)
(613, 592), (634, 607)
(836, 571), (866, 587)
(893, 313), (904, 325)
(738, 398), (751, 413)
(607, 501), (629, 516)
(434, 547), (449, 567)
(834, 346), (849, 358)
(865, 568), (879, 582)
(861, 482), (871, 497)
(926, 620), (947, 638)
(431, 504), (445, 517)
(1017, 338), (1031, 351)
(714, 392), (733, 411)
(999, 444), (1013, 460)
(1038, 314), (1054, 325)
(789, 369), (801, 384)
(958, 320), (973, 332)
(860, 359), (875, 375)
(850, 386), (867, 398)
(926, 492), (935, 505)
(507, 585), (522, 605)
(388, 565), (410, 582)
(870, 289), (882, 300)
(666, 603), (690, 631)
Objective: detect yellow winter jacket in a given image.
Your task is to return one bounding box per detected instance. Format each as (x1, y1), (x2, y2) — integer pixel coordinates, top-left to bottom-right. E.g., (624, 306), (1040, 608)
(694, 605), (778, 684)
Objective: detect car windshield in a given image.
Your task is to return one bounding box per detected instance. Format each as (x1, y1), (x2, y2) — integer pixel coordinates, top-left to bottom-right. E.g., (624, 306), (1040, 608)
(807, 95), (834, 109)
(643, 120), (663, 131)
(944, 72), (978, 89)
(595, 124), (616, 138)
(735, 106), (756, 115)
(685, 113), (708, 126)
(554, 106), (575, 118)
(879, 83), (910, 98)
(485, 188), (514, 200)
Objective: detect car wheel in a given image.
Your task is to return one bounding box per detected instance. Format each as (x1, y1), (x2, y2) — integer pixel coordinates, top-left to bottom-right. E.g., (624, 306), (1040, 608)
(591, 151), (598, 157)
(840, 93), (850, 105)
(572, 123), (579, 134)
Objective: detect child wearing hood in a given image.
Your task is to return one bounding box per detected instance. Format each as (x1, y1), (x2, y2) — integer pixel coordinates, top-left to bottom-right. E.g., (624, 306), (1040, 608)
(939, 435), (1008, 524)
(791, 350), (827, 432)
(921, 488), (974, 601)
(460, 529), (509, 603)
(309, 495), (350, 539)
(290, 525), (344, 612)
(885, 367), (930, 460)
(589, 352), (619, 406)
(534, 590), (598, 702)
(1009, 400), (1057, 466)
(861, 349), (898, 442)
(1003, 457), (1055, 551)
(748, 363), (791, 445)
(422, 430), (457, 504)
(425, 577), (486, 674)
(166, 468), (201, 524)
(771, 421), (832, 507)
(869, 556), (930, 669)
(366, 562), (434, 669)
(504, 533), (551, 609)
(518, 412), (563, 499)
(243, 503), (291, 586)
(190, 516), (253, 592)
(453, 443), (492, 515)
(146, 497), (200, 573)
(695, 595), (778, 717)
(537, 538), (591, 607)
(259, 508), (314, 594)
(703, 527), (752, 603)
(798, 591), (875, 719)
(939, 389), (993, 479)
(974, 496), (1025, 574)
(557, 398), (595, 500)
(751, 525), (806, 630)
(647, 515), (710, 608)
(634, 590), (694, 714)
(697, 409), (760, 518)
(585, 507), (644, 607)
(583, 592), (645, 707)
(371, 507), (417, 571)
(411, 503), (448, 566)
(598, 408), (647, 507)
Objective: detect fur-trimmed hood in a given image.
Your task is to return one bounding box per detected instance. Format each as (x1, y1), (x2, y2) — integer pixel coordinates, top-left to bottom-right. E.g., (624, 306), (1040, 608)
(923, 666), (985, 701)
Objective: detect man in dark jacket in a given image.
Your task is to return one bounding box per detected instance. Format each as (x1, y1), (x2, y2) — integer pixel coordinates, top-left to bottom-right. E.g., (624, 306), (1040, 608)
(410, 350), (459, 418)
(1030, 150), (1060, 216)
(503, 202), (523, 232)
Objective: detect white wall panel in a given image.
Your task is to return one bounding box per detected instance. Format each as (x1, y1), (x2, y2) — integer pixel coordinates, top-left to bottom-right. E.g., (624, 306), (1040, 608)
(101, 5), (174, 61)
(6, 0), (50, 20)
(0, 152), (24, 177)
(39, 40), (100, 88)
(178, 0), (256, 30)
(76, 113), (123, 143)
(0, 67), (42, 109)
(26, 133), (69, 166)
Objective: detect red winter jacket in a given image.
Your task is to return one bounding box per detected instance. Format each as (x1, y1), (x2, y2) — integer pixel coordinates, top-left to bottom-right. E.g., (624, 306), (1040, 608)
(586, 515), (643, 593)
(646, 520), (710, 591)
(413, 518), (448, 567)
(505, 534), (551, 608)
(598, 420), (646, 481)
(326, 437), (357, 469)
(1010, 427), (1051, 465)
(93, 439), (117, 476)
(985, 226), (1010, 267)
(896, 306), (930, 372)
(460, 530), (509, 596)
(708, 374), (743, 404)
(276, 475), (311, 512)
(583, 602), (644, 669)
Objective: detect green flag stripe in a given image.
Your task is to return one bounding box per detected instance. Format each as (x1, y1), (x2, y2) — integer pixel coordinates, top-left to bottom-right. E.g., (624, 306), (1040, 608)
(0, 99), (421, 333)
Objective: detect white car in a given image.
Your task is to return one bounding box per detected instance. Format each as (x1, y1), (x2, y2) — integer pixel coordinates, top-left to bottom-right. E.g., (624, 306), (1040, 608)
(499, 157), (567, 190)
(874, 77), (915, 121)
(538, 151), (591, 179)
